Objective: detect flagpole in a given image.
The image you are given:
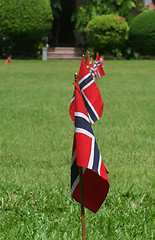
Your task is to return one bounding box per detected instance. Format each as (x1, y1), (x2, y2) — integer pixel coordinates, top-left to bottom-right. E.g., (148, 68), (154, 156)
(74, 72), (86, 240)
(79, 166), (86, 240)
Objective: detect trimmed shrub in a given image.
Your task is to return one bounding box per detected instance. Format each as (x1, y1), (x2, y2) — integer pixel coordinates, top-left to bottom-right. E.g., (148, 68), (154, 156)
(0, 0), (53, 58)
(129, 11), (155, 55)
(86, 14), (129, 54)
(0, 0), (53, 40)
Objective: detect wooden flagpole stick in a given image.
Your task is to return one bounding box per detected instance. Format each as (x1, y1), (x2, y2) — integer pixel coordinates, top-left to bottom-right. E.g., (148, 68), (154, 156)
(82, 54), (85, 62)
(79, 166), (86, 240)
(74, 73), (86, 240)
(74, 72), (78, 84)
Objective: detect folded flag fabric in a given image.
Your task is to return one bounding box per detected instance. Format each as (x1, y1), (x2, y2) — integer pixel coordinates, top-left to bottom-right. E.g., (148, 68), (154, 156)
(100, 55), (104, 68)
(93, 59), (98, 79)
(71, 82), (109, 213)
(5, 55), (12, 64)
(90, 58), (95, 81)
(85, 55), (90, 70)
(94, 53), (105, 79)
(69, 59), (104, 125)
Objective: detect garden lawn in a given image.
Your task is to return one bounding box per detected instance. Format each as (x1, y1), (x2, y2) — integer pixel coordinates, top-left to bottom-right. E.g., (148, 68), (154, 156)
(0, 60), (154, 239)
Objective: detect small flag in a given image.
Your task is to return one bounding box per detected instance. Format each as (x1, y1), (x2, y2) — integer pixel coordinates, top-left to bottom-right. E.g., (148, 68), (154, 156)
(69, 59), (104, 125)
(90, 58), (95, 81)
(71, 82), (109, 213)
(5, 55), (12, 64)
(100, 56), (104, 68)
(85, 55), (90, 70)
(94, 53), (105, 78)
(93, 60), (98, 79)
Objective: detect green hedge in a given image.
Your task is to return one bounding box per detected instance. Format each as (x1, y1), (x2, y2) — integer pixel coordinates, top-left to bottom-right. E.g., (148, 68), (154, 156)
(86, 14), (129, 54)
(129, 11), (155, 55)
(0, 0), (53, 40)
(0, 0), (53, 58)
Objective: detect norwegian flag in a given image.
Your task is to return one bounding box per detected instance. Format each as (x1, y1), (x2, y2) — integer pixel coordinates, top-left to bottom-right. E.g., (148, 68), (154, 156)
(69, 59), (104, 125)
(85, 55), (90, 71)
(5, 55), (12, 64)
(93, 60), (97, 79)
(71, 82), (109, 213)
(94, 53), (105, 79)
(100, 55), (104, 68)
(90, 58), (95, 81)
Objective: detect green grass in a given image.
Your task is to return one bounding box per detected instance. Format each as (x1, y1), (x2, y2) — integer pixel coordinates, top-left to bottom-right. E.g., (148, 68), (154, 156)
(0, 60), (154, 239)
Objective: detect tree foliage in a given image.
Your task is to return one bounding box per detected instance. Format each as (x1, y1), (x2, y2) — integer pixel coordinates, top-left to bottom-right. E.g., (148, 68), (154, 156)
(75, 0), (142, 35)
(0, 0), (53, 40)
(50, 0), (62, 18)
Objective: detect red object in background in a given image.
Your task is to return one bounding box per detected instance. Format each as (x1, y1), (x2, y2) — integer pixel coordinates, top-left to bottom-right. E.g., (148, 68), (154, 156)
(5, 55), (12, 64)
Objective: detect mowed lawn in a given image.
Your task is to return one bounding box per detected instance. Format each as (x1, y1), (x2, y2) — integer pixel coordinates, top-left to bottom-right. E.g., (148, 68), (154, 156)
(0, 60), (154, 239)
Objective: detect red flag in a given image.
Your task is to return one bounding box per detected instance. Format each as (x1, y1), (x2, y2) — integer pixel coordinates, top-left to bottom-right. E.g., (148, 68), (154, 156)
(5, 55), (12, 64)
(85, 55), (90, 71)
(69, 59), (104, 125)
(95, 53), (105, 78)
(71, 83), (109, 213)
(90, 58), (95, 81)
(100, 56), (104, 68)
